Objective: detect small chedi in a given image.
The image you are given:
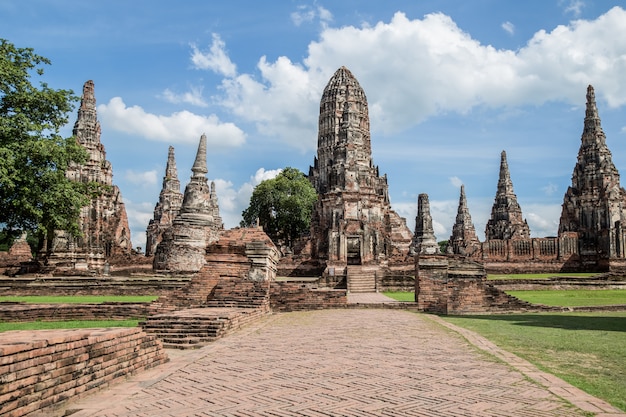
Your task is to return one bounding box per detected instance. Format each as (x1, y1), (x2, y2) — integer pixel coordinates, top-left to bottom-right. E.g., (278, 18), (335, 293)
(448, 85), (626, 273)
(45, 80), (132, 272)
(447, 185), (481, 256)
(145, 146), (183, 257)
(153, 134), (223, 273)
(307, 67), (413, 288)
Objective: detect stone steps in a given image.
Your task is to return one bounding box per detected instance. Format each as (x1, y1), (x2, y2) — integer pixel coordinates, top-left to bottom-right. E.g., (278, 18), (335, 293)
(347, 267), (377, 293)
(140, 307), (269, 350)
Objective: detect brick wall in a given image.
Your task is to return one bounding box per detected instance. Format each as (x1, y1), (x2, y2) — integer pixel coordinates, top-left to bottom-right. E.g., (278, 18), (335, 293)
(0, 327), (168, 417)
(0, 303), (151, 323)
(269, 282), (347, 311)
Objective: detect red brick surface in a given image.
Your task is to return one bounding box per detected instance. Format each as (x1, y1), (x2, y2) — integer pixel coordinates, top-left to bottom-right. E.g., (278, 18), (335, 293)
(49, 310), (625, 417)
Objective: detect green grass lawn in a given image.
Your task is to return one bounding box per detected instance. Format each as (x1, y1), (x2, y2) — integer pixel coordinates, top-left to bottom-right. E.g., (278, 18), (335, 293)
(442, 312), (626, 412)
(487, 272), (598, 280)
(0, 295), (158, 304)
(0, 319), (141, 332)
(383, 291), (415, 302)
(507, 289), (626, 306)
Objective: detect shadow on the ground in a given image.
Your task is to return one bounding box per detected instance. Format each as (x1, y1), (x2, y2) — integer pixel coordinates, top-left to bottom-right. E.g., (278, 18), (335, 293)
(449, 314), (626, 332)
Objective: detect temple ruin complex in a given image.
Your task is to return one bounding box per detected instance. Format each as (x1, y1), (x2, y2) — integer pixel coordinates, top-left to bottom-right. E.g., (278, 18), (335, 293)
(447, 85), (626, 273)
(44, 80), (132, 272)
(153, 134), (223, 273)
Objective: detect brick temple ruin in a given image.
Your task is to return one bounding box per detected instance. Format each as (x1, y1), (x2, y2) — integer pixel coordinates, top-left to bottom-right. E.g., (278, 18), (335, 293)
(42, 80), (133, 272)
(306, 67), (413, 290)
(152, 134), (223, 273)
(447, 85), (626, 273)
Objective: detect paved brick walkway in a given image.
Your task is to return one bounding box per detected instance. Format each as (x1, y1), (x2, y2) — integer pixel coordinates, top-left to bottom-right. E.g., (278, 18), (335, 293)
(52, 309), (624, 417)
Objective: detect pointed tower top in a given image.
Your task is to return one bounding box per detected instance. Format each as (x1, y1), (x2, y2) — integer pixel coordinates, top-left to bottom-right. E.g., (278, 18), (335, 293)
(413, 193), (440, 255)
(81, 80), (96, 109)
(191, 134), (208, 177)
(165, 146), (178, 179)
(498, 150), (515, 193)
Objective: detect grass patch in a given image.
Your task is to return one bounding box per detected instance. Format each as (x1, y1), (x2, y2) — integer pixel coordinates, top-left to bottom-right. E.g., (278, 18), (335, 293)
(0, 319), (140, 332)
(487, 273), (598, 280)
(0, 295), (158, 304)
(507, 289), (626, 306)
(383, 291), (414, 302)
(442, 312), (626, 411)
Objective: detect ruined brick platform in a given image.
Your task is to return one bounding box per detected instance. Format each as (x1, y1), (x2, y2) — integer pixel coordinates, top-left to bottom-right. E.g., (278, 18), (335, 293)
(49, 309), (624, 417)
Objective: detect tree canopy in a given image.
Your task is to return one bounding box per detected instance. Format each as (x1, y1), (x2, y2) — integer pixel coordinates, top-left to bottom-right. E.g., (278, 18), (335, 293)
(0, 39), (89, 246)
(241, 167), (317, 247)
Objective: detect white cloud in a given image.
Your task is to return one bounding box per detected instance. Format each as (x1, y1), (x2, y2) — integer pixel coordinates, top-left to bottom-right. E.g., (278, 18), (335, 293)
(161, 86), (208, 107)
(200, 7), (626, 151)
(98, 97), (246, 146)
(524, 203), (562, 237)
(124, 169), (158, 186)
(291, 5), (333, 27)
(449, 176), (463, 188)
(502, 21), (515, 35)
(563, 0), (585, 17)
(541, 182), (558, 196)
(190, 34), (237, 77)
(123, 200), (155, 252)
(211, 168), (282, 229)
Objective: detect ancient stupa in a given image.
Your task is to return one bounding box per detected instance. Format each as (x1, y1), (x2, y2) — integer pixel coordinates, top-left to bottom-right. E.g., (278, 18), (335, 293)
(308, 67), (413, 273)
(145, 146), (183, 256)
(447, 185), (481, 255)
(485, 150), (530, 241)
(47, 80), (132, 271)
(153, 134), (223, 272)
(559, 85), (626, 259)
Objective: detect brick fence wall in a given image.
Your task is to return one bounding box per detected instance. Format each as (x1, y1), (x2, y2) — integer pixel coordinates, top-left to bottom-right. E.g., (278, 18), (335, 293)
(0, 302), (151, 323)
(0, 327), (168, 417)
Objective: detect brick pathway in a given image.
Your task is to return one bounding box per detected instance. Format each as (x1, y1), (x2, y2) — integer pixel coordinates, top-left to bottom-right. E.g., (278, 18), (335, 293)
(52, 309), (624, 417)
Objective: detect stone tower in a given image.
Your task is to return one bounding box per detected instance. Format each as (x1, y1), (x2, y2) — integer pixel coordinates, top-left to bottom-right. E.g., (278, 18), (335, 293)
(153, 134), (223, 272)
(308, 67), (412, 268)
(145, 146), (183, 256)
(412, 194), (439, 255)
(448, 185), (481, 255)
(48, 80), (132, 271)
(485, 150), (530, 241)
(559, 85), (626, 258)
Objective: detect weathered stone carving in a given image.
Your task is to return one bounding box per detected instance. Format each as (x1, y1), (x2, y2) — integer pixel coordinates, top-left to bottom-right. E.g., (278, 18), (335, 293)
(145, 146), (183, 256)
(412, 194), (440, 255)
(46, 80), (132, 271)
(308, 67), (412, 269)
(153, 134), (223, 272)
(559, 85), (626, 259)
(485, 150), (530, 241)
(448, 185), (481, 256)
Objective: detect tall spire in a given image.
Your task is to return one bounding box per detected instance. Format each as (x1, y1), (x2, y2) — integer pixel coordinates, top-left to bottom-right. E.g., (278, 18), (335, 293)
(165, 146), (178, 179)
(413, 194), (440, 255)
(485, 150), (530, 240)
(145, 146), (183, 256)
(448, 185), (481, 255)
(191, 133), (208, 177)
(583, 85), (604, 144)
(559, 85), (626, 257)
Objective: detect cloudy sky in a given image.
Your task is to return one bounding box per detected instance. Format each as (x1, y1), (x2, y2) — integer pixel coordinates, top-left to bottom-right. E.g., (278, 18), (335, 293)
(3, 0), (626, 250)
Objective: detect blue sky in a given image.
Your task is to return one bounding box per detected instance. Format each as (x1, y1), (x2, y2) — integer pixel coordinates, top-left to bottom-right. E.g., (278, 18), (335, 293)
(2, 0), (626, 250)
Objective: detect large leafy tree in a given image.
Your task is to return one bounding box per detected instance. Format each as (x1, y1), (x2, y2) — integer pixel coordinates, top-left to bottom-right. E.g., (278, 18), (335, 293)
(0, 39), (89, 249)
(241, 167), (317, 247)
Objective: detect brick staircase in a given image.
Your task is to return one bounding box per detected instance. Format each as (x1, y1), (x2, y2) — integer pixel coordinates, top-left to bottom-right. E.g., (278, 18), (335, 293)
(140, 307), (267, 349)
(141, 278), (271, 349)
(347, 266), (378, 293)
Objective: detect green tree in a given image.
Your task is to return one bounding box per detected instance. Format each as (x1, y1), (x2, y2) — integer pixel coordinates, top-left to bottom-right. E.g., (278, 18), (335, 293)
(241, 167), (317, 247)
(0, 39), (89, 249)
